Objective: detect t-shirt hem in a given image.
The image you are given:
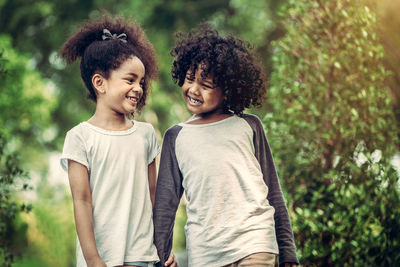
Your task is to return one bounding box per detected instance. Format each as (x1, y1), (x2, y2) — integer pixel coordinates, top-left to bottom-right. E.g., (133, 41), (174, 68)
(192, 246), (278, 267)
(107, 256), (159, 266)
(60, 154), (89, 172)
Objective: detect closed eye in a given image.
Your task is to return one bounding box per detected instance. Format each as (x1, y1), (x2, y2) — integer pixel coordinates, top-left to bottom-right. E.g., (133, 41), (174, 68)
(125, 72), (140, 84)
(185, 76), (195, 82)
(125, 78), (135, 84)
(201, 82), (215, 89)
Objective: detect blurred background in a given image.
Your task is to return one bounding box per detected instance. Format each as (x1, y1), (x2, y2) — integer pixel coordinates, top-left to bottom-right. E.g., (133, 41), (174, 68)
(1, 0), (399, 266)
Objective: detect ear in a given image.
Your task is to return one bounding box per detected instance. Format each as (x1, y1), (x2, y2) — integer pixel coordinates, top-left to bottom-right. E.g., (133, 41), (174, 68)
(223, 90), (229, 100)
(92, 73), (106, 94)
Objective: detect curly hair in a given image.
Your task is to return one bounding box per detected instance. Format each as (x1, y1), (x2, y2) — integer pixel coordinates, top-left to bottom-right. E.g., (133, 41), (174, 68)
(59, 14), (157, 112)
(171, 23), (266, 115)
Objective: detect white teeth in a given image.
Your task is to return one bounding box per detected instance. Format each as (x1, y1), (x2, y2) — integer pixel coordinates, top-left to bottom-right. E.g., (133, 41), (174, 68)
(188, 96), (202, 104)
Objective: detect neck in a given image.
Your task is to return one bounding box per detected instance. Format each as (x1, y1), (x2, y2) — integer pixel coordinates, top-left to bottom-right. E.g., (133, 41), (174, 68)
(88, 105), (132, 131)
(189, 109), (232, 124)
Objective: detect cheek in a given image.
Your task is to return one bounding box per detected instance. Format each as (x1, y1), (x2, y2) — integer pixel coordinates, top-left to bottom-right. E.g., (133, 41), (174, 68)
(209, 92), (224, 104)
(182, 84), (189, 94)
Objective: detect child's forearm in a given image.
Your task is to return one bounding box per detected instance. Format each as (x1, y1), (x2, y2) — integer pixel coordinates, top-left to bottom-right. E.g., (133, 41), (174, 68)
(73, 199), (103, 265)
(148, 160), (157, 208)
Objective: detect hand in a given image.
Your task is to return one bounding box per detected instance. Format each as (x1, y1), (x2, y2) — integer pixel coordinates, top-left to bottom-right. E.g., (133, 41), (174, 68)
(86, 255), (107, 267)
(164, 253), (178, 267)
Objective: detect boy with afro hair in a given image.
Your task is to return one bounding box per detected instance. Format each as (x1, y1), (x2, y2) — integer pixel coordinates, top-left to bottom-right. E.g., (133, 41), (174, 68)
(154, 23), (298, 267)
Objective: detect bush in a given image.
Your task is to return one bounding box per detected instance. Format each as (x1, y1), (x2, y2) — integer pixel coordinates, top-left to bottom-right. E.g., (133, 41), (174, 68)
(0, 33), (55, 266)
(0, 132), (31, 266)
(266, 0), (400, 265)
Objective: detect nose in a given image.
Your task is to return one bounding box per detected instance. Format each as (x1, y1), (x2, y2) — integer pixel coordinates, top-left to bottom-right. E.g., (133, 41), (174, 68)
(188, 82), (200, 95)
(131, 83), (143, 94)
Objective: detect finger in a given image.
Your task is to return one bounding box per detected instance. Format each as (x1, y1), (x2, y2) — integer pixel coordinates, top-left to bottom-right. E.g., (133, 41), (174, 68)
(165, 255), (174, 266)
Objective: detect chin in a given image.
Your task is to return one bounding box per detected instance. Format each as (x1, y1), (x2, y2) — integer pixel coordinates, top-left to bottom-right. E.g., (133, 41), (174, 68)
(125, 104), (137, 112)
(186, 105), (198, 114)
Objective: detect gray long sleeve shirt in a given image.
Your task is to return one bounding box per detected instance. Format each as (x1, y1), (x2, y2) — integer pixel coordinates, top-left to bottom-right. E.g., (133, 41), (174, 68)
(153, 114), (298, 266)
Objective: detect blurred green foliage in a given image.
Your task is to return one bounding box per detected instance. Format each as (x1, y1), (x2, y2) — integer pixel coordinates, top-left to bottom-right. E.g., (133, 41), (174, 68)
(0, 35), (56, 149)
(267, 0), (400, 265)
(12, 181), (75, 267)
(376, 0), (400, 148)
(0, 32), (56, 266)
(0, 132), (30, 267)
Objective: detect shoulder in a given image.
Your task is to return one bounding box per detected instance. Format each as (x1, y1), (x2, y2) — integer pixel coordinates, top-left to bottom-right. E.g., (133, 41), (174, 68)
(161, 124), (183, 147)
(164, 124), (183, 138)
(241, 113), (262, 123)
(62, 123), (89, 151)
(134, 120), (156, 132)
(240, 113), (264, 130)
(65, 122), (86, 138)
(134, 120), (153, 129)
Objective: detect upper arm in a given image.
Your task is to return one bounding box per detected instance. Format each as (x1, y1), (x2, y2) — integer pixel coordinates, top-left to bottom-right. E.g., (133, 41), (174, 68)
(155, 128), (184, 199)
(68, 160), (91, 202)
(147, 124), (161, 165)
(148, 158), (157, 188)
(244, 114), (279, 193)
(61, 128), (89, 173)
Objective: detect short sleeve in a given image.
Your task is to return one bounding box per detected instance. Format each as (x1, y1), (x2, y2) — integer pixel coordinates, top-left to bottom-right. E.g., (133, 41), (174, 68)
(147, 125), (160, 165)
(60, 127), (89, 172)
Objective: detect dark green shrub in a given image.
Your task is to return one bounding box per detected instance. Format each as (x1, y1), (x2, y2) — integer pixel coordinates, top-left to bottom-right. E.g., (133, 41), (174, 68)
(0, 34), (49, 266)
(0, 132), (31, 267)
(266, 0), (400, 265)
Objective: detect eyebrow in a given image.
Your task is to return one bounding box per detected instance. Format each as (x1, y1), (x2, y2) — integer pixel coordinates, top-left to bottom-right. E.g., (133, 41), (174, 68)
(126, 73), (139, 78)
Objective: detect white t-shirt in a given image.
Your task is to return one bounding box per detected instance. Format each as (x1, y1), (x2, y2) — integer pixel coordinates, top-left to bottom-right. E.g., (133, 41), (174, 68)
(60, 120), (160, 267)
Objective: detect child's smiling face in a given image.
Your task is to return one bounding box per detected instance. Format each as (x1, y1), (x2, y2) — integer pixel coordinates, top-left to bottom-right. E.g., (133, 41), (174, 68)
(98, 56), (145, 115)
(182, 65), (225, 117)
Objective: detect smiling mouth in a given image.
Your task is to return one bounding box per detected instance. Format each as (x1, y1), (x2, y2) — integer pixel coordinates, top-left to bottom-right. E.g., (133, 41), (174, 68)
(126, 96), (139, 104)
(187, 95), (203, 105)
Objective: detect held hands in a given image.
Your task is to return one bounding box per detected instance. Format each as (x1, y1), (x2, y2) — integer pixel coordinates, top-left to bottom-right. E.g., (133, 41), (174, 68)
(164, 253), (178, 267)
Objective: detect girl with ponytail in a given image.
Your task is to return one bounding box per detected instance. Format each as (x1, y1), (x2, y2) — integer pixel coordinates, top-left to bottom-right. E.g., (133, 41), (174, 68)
(59, 14), (176, 267)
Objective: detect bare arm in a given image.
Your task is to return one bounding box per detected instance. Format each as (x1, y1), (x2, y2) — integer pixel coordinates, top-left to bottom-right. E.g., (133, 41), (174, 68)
(148, 158), (157, 208)
(68, 160), (106, 267)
